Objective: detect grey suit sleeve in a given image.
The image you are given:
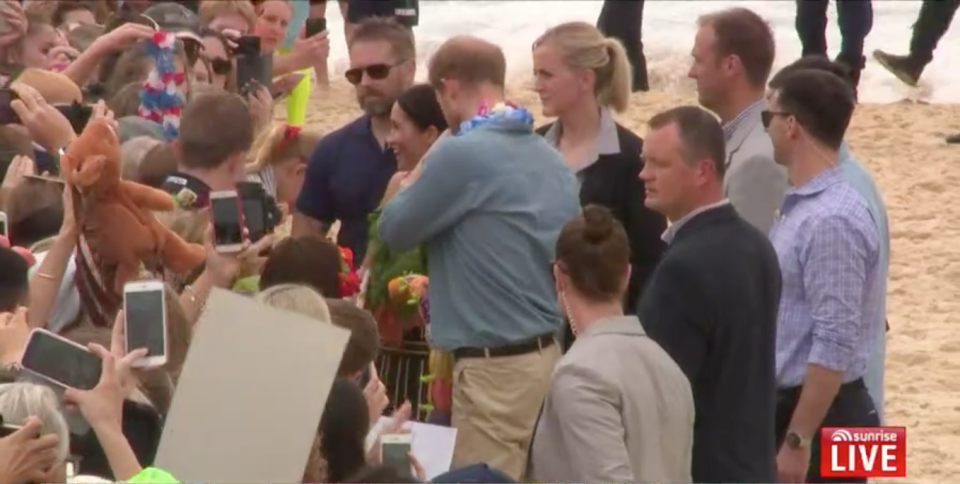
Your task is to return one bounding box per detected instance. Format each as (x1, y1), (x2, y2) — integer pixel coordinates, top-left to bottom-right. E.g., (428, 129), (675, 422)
(550, 363), (635, 482)
(725, 154), (787, 234)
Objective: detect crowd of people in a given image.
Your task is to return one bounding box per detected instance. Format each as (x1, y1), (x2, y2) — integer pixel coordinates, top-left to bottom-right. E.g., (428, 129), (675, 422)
(0, 1), (892, 483)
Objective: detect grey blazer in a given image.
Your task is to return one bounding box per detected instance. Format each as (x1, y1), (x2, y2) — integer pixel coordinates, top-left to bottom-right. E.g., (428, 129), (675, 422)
(527, 316), (694, 483)
(723, 108), (787, 234)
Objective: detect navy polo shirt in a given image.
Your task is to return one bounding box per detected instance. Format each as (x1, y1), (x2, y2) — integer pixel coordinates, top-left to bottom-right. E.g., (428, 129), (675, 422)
(295, 116), (397, 263)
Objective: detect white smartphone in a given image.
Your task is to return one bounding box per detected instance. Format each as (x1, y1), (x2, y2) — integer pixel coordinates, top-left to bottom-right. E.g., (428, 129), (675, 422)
(0, 211), (7, 238)
(210, 190), (244, 253)
(380, 433), (414, 475)
(123, 279), (168, 368)
(20, 328), (102, 390)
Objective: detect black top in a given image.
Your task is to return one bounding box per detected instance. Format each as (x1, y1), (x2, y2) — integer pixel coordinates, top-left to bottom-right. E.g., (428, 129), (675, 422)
(161, 172), (212, 209)
(637, 204), (781, 483)
(537, 122), (667, 309)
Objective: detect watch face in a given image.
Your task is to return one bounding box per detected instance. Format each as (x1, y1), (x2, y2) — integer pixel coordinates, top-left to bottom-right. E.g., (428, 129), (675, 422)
(786, 431), (802, 449)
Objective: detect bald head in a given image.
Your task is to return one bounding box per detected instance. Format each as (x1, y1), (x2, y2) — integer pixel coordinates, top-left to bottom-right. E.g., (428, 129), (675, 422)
(428, 35), (507, 90)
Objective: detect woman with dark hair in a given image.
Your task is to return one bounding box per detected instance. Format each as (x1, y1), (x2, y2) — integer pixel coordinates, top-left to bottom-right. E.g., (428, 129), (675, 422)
(526, 205), (694, 483)
(386, 84), (448, 172)
(365, 84), (448, 422)
(305, 378), (371, 483)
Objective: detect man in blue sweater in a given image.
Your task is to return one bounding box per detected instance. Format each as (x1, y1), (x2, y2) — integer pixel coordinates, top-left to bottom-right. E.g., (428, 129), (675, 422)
(378, 36), (580, 480)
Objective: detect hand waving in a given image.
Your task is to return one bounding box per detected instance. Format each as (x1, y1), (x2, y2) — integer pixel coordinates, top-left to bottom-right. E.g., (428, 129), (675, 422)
(64, 344), (147, 430)
(0, 417), (60, 484)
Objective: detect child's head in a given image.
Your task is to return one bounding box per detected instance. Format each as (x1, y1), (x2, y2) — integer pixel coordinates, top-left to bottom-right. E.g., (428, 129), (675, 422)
(246, 124), (321, 206)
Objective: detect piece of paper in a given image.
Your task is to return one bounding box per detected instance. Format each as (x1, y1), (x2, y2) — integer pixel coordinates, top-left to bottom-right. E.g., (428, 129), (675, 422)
(369, 417), (458, 480)
(155, 289), (349, 483)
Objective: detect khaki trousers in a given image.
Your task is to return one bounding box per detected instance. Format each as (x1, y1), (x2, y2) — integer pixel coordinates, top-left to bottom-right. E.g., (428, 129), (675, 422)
(450, 343), (560, 480)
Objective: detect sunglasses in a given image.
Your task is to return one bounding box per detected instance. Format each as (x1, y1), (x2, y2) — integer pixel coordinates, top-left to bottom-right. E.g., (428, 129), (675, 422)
(761, 109), (791, 129)
(208, 57), (232, 75)
(344, 61), (404, 85)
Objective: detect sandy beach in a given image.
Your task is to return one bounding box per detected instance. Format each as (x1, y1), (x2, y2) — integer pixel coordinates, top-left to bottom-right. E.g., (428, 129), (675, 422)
(295, 80), (960, 484)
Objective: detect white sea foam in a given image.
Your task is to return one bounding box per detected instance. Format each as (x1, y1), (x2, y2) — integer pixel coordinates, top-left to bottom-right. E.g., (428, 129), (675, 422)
(322, 0), (959, 104)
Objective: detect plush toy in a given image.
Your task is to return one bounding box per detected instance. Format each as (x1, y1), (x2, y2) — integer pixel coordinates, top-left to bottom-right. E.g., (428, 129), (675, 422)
(61, 118), (205, 293)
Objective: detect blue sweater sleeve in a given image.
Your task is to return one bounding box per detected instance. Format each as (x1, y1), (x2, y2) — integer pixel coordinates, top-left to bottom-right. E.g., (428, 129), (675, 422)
(378, 138), (479, 251)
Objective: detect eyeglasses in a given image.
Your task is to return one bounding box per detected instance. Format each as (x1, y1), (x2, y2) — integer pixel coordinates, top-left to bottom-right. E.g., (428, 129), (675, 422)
(344, 61), (405, 85)
(761, 109), (791, 129)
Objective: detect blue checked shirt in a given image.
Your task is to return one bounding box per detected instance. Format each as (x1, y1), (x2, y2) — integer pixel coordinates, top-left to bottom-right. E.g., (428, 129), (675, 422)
(770, 166), (883, 388)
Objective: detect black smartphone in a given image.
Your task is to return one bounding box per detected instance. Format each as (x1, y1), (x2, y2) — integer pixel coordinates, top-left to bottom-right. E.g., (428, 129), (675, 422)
(210, 190), (244, 253)
(305, 17), (327, 38)
(0, 88), (20, 125)
(234, 36), (273, 94)
(54, 103), (94, 134)
(20, 329), (103, 391)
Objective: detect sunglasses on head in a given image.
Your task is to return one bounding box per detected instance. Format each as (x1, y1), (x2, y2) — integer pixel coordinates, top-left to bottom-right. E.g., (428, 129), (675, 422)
(760, 109), (791, 129)
(344, 61), (404, 85)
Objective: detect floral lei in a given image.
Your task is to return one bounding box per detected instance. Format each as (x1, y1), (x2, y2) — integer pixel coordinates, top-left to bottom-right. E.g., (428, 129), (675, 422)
(457, 100), (534, 136)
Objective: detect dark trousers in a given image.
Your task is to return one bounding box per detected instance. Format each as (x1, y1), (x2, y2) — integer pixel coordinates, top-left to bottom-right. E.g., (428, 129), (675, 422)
(795, 0), (874, 69)
(596, 0), (648, 92)
(775, 378), (879, 483)
(909, 0), (960, 65)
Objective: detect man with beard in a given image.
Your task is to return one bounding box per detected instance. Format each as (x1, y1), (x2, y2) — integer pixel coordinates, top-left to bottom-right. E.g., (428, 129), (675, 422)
(293, 18), (415, 263)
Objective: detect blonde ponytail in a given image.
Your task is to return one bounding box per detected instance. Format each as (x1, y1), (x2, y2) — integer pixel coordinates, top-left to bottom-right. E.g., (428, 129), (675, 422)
(535, 22), (634, 114)
(599, 38), (632, 113)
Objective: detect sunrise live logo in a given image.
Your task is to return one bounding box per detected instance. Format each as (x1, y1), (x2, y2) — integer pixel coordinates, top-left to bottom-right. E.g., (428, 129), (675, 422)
(820, 427), (907, 478)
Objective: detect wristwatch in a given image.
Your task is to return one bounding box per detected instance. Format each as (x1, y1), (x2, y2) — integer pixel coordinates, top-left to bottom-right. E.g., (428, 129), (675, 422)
(785, 430), (811, 450)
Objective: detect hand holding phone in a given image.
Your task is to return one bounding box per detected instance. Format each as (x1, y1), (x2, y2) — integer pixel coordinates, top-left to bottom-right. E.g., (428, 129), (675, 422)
(20, 329), (102, 390)
(305, 17), (327, 38)
(123, 280), (168, 368)
(380, 433), (414, 475)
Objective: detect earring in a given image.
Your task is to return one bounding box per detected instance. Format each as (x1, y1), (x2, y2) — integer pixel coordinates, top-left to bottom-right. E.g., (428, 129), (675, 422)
(561, 290), (578, 337)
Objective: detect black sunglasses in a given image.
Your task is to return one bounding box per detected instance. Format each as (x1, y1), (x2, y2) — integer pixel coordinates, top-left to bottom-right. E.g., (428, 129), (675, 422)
(761, 109), (791, 129)
(182, 39), (202, 66)
(208, 57), (232, 75)
(344, 61), (404, 85)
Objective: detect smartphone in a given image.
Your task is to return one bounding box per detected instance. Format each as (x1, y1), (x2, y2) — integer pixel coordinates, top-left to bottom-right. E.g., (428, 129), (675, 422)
(0, 88), (19, 125)
(54, 103), (94, 134)
(123, 280), (168, 368)
(380, 434), (414, 475)
(20, 328), (102, 391)
(305, 17), (327, 38)
(0, 211), (7, 238)
(210, 190), (244, 253)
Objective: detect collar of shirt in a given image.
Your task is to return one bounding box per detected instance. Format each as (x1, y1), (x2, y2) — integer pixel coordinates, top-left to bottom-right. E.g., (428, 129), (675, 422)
(542, 106), (620, 173)
(780, 166), (845, 218)
(661, 199), (731, 244)
(722, 99), (766, 141)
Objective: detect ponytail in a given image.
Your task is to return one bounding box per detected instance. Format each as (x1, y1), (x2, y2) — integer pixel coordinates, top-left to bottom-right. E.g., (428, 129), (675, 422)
(597, 38), (632, 113)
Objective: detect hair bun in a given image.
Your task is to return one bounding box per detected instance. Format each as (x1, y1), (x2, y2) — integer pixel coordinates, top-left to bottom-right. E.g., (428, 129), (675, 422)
(582, 204), (615, 244)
